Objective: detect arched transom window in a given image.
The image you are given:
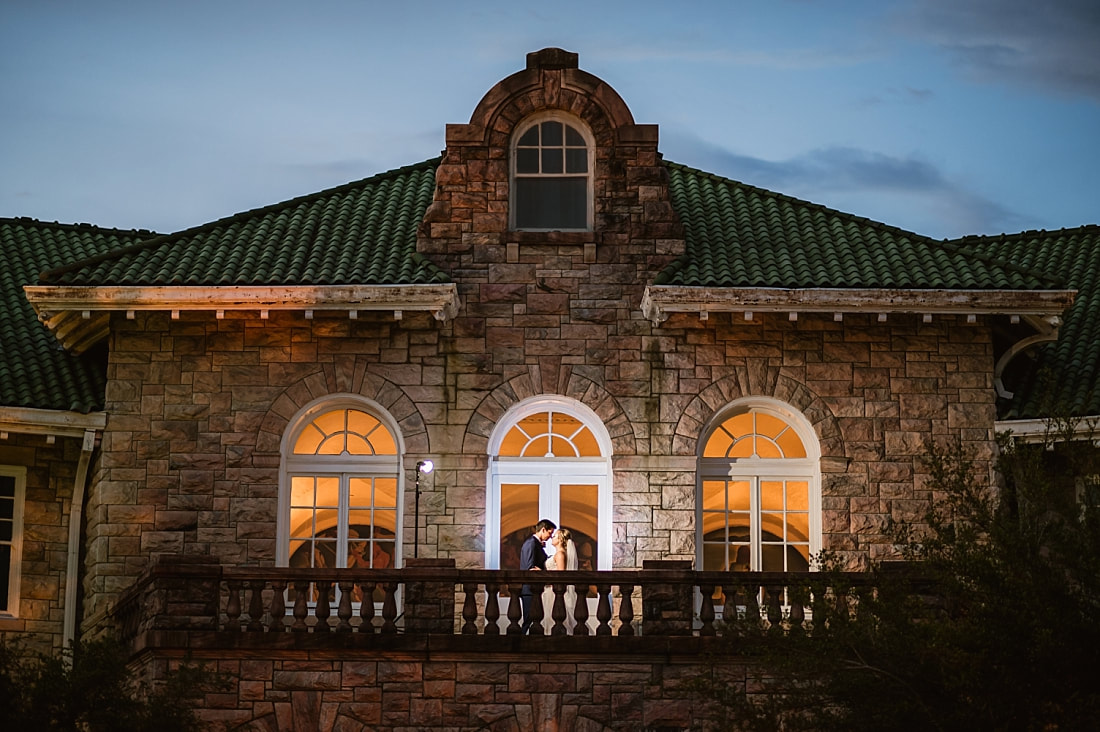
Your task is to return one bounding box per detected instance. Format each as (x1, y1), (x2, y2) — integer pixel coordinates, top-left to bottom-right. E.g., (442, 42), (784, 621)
(511, 114), (592, 230)
(487, 397), (611, 571)
(279, 401), (402, 572)
(698, 401), (821, 573)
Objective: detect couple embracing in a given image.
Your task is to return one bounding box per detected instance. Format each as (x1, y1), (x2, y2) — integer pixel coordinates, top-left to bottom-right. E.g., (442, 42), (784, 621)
(519, 519), (578, 634)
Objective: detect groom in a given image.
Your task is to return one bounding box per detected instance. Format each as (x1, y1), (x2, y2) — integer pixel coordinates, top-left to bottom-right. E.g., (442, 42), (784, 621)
(519, 519), (556, 634)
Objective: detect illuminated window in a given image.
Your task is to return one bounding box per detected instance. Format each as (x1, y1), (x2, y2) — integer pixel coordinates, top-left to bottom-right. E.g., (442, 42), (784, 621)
(511, 114), (592, 230)
(0, 466), (25, 617)
(280, 403), (401, 574)
(698, 402), (820, 572)
(487, 398), (611, 571)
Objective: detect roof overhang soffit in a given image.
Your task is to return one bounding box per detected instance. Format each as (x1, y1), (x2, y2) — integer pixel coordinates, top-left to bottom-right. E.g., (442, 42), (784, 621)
(24, 284), (460, 354)
(641, 285), (1076, 325)
(0, 406), (107, 441)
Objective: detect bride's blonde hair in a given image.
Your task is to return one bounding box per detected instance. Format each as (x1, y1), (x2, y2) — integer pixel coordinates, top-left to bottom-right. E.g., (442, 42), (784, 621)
(556, 527), (573, 543)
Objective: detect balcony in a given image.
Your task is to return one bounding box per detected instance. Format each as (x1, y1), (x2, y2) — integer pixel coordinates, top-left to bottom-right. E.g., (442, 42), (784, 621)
(109, 555), (892, 659)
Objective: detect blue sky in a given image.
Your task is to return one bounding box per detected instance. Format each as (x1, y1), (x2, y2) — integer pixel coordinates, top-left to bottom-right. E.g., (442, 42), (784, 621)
(2, 0), (1098, 239)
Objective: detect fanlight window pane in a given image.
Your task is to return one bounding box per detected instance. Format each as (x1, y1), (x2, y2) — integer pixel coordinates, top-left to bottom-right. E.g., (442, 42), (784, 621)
(703, 410), (806, 459)
(498, 410), (602, 457)
(293, 409), (397, 455)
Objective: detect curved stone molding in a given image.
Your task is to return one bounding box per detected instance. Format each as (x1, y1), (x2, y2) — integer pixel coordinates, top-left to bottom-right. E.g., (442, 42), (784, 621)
(256, 364), (429, 457)
(672, 368), (844, 468)
(462, 365), (635, 456)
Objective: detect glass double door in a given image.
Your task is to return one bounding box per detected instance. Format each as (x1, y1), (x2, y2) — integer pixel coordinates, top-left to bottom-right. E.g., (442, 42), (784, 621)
(494, 466), (605, 572)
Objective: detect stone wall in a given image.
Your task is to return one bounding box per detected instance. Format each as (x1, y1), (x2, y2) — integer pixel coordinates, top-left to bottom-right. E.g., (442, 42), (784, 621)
(132, 644), (740, 731)
(0, 432), (83, 651)
(81, 302), (997, 626)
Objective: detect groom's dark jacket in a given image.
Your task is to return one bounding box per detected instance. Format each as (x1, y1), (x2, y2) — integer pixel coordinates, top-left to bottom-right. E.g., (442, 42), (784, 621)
(520, 533), (547, 595)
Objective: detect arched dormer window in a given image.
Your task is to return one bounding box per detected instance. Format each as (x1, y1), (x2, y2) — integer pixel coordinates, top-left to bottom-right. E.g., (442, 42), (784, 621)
(278, 397), (403, 572)
(697, 399), (821, 572)
(511, 114), (593, 230)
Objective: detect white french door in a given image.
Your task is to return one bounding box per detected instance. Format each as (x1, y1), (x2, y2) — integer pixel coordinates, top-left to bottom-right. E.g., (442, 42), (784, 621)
(489, 461), (609, 571)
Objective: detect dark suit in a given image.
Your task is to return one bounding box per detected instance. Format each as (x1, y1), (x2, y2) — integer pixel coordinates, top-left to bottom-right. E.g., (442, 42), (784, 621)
(519, 533), (547, 633)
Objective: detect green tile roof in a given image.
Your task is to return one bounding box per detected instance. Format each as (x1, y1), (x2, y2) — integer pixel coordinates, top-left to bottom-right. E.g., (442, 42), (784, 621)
(0, 218), (153, 412)
(41, 159), (446, 287)
(12, 156), (1093, 421)
(965, 226), (1100, 420)
(659, 162), (1061, 291)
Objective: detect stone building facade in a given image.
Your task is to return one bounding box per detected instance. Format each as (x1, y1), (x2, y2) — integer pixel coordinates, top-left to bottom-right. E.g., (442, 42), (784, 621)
(2, 48), (1091, 728)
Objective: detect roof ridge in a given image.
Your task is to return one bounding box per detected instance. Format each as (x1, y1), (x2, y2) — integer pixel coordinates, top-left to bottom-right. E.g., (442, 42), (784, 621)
(661, 159), (941, 245)
(38, 157), (442, 284)
(951, 224), (1100, 245)
(1, 216), (158, 238)
(662, 159), (1067, 290)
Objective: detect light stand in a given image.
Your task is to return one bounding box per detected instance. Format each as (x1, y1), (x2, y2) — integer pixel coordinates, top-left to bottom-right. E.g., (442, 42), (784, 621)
(413, 460), (434, 558)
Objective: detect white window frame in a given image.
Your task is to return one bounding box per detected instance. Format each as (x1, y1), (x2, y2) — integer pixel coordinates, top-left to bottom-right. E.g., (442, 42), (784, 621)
(485, 396), (612, 570)
(276, 395), (405, 568)
(510, 112), (594, 231)
(696, 397), (822, 572)
(0, 465), (26, 618)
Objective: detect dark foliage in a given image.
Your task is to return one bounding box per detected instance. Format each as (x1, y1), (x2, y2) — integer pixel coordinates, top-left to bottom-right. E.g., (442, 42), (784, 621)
(694, 425), (1100, 731)
(0, 638), (225, 731)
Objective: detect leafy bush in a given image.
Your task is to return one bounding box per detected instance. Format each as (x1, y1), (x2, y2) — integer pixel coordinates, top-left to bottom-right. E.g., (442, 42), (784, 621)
(692, 429), (1100, 731)
(0, 638), (225, 731)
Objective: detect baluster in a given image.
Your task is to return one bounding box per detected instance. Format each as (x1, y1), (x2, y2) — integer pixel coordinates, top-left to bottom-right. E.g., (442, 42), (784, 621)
(484, 582), (501, 635)
(226, 579), (242, 632)
(549, 583), (567, 636)
(381, 581), (398, 634)
(314, 580), (332, 631)
(788, 582), (807, 634)
(765, 584), (783, 632)
(527, 580), (545, 635)
(618, 584), (635, 636)
(358, 582), (376, 633)
(745, 581), (762, 625)
(461, 583), (479, 635)
(336, 581), (354, 632)
(247, 580), (265, 632)
(292, 580), (310, 632)
(595, 583), (612, 636)
(269, 580), (287, 632)
(698, 583), (716, 636)
(573, 584), (589, 636)
(722, 582), (739, 634)
(506, 583), (523, 635)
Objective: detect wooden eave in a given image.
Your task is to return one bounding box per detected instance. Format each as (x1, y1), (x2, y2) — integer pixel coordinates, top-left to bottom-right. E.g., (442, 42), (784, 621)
(0, 406), (107, 440)
(641, 285), (1076, 324)
(24, 284), (460, 354)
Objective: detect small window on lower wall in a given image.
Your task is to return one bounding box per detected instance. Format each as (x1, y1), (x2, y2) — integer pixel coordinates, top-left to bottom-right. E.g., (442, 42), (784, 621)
(0, 466), (26, 617)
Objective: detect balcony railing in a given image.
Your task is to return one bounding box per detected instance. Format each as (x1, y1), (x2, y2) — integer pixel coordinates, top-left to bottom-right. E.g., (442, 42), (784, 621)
(110, 555), (892, 650)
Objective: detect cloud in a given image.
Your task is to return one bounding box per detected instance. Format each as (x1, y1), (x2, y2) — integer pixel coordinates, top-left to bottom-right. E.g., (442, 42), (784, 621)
(661, 132), (1030, 238)
(893, 0), (1100, 100)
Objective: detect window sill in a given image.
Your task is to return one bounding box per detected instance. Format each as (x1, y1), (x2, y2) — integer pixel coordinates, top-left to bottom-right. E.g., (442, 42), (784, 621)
(507, 231), (595, 246)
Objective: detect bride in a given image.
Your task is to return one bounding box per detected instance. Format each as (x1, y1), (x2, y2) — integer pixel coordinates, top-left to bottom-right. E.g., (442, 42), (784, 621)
(542, 528), (578, 634)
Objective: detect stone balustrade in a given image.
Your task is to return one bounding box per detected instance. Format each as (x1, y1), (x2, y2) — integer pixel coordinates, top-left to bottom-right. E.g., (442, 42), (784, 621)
(109, 555), (891, 652)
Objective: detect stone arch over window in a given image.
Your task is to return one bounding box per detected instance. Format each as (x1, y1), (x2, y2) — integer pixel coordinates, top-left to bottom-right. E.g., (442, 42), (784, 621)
(697, 398), (822, 572)
(277, 395), (405, 571)
(484, 395), (613, 572)
(511, 112), (594, 230)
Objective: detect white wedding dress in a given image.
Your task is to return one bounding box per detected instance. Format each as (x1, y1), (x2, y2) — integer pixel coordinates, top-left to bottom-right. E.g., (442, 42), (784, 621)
(541, 540), (578, 634)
